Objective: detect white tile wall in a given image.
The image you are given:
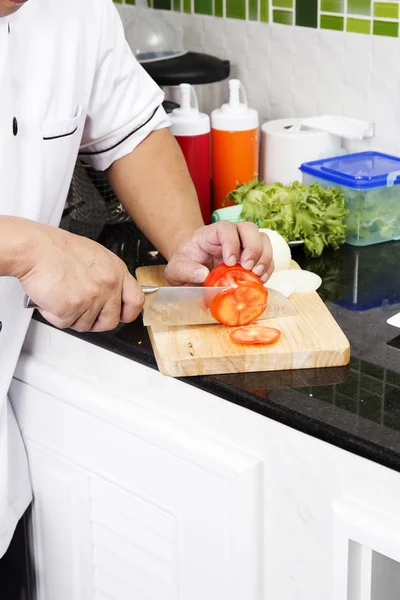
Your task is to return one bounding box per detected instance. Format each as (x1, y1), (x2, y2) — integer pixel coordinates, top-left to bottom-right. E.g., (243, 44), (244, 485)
(116, 4), (400, 156)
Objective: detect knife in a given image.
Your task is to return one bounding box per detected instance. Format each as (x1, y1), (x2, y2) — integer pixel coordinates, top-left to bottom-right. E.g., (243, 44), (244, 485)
(24, 285), (296, 326)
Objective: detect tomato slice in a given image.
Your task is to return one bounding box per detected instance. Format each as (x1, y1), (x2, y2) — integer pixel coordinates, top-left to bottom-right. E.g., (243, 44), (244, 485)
(230, 325), (281, 346)
(210, 281), (268, 327)
(204, 263), (262, 287)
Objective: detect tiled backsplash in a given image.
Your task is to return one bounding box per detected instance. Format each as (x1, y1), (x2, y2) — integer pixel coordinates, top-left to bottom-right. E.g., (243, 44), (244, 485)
(115, 0), (400, 36)
(115, 1), (400, 156)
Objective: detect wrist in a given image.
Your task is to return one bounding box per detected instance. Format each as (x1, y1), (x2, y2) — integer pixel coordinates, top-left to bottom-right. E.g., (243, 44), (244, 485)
(0, 216), (44, 278)
(162, 223), (204, 261)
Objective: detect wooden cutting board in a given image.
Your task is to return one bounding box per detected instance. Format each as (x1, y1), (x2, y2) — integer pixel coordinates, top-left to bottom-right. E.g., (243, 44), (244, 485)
(136, 262), (350, 377)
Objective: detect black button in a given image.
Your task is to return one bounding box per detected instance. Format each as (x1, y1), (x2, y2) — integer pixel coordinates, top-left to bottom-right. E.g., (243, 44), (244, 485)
(8, 23), (10, 35)
(0, 322), (3, 332)
(13, 117), (18, 136)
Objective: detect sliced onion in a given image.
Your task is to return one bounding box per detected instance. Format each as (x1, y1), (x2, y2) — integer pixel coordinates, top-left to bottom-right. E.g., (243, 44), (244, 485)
(259, 228), (291, 271)
(264, 272), (294, 297)
(265, 269), (322, 295)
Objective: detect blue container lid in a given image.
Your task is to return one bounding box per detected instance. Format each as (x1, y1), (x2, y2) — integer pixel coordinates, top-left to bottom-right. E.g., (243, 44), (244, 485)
(300, 151), (400, 190)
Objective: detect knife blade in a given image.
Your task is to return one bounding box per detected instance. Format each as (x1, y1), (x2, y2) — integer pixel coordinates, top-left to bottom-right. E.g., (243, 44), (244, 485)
(142, 285), (296, 327)
(24, 285), (296, 327)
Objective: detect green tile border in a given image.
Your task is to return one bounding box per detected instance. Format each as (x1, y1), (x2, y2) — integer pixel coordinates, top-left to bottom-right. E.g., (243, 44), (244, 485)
(114, 0), (400, 38)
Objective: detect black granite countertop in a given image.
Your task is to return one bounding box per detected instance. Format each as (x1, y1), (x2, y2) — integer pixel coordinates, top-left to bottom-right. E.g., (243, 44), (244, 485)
(34, 215), (400, 474)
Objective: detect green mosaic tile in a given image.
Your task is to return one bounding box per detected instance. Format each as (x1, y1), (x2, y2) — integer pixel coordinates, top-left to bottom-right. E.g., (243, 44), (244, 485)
(126, 0), (135, 4)
(226, 0), (246, 18)
(183, 0), (191, 12)
(320, 14), (344, 30)
(173, 0), (180, 10)
(273, 0), (292, 7)
(296, 0), (318, 28)
(373, 19), (399, 36)
(321, 0), (343, 12)
(348, 0), (371, 16)
(347, 17), (371, 33)
(215, 0), (223, 16)
(273, 8), (293, 24)
(194, 0), (212, 14)
(374, 2), (399, 19)
(249, 0), (258, 20)
(260, 0), (269, 21)
(154, 0), (171, 8)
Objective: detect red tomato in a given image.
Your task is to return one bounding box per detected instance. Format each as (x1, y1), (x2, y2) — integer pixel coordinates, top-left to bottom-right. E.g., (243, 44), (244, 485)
(229, 325), (281, 346)
(210, 281), (268, 327)
(204, 263), (262, 287)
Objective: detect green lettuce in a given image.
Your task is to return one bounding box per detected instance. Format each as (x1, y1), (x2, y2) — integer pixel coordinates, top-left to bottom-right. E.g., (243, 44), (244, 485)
(226, 178), (349, 258)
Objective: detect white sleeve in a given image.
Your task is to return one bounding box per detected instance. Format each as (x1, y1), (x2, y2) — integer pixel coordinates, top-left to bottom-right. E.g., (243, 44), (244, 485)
(79, 0), (170, 171)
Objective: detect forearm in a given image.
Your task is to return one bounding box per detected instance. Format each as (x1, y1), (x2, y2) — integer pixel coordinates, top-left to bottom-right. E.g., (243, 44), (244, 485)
(107, 128), (204, 260)
(0, 216), (38, 278)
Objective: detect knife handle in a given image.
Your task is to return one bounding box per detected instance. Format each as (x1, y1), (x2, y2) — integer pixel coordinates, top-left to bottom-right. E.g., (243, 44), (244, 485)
(23, 286), (160, 310)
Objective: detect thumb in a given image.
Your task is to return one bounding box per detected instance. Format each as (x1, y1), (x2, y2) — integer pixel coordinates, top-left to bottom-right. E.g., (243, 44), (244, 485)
(165, 258), (209, 286)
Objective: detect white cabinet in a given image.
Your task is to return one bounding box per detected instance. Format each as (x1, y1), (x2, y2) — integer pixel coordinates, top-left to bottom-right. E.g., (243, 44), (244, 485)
(10, 325), (264, 600)
(10, 320), (400, 600)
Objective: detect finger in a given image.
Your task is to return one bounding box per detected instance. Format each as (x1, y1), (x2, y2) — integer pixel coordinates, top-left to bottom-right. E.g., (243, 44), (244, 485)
(215, 221), (241, 266)
(260, 259), (275, 283)
(119, 272), (145, 323)
(89, 295), (123, 332)
(69, 298), (105, 332)
(39, 309), (80, 330)
(252, 232), (274, 278)
(87, 281), (124, 332)
(237, 222), (262, 271)
(165, 258), (209, 286)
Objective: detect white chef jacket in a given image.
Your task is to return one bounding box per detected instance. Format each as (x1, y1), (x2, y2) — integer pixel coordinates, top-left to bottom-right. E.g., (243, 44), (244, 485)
(0, 0), (169, 556)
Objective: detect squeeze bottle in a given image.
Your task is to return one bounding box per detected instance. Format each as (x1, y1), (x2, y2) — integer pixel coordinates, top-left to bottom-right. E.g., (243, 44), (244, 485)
(211, 79), (259, 210)
(169, 84), (211, 224)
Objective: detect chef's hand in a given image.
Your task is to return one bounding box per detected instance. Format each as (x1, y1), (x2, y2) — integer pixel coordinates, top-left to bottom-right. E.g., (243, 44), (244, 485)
(164, 222), (274, 286)
(19, 225), (144, 332)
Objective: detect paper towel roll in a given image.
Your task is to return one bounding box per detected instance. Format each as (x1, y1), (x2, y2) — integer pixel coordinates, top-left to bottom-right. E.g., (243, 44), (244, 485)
(260, 118), (341, 185)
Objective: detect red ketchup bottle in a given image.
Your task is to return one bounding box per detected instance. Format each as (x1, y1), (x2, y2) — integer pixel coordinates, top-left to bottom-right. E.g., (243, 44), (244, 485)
(169, 84), (211, 224)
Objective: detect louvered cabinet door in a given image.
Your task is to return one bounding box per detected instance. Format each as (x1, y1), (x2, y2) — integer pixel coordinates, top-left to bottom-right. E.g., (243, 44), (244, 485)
(11, 378), (264, 600)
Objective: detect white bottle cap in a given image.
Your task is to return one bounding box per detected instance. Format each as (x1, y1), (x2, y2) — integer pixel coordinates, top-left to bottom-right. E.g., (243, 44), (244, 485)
(211, 79), (259, 132)
(169, 84), (210, 137)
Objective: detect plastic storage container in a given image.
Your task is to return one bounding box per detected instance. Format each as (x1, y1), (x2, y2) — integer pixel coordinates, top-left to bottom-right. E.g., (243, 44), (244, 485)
(211, 79), (259, 211)
(169, 84), (211, 224)
(300, 151), (400, 247)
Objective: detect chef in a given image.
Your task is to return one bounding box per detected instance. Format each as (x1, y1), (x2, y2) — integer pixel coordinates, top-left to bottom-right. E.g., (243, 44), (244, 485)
(0, 0), (273, 591)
